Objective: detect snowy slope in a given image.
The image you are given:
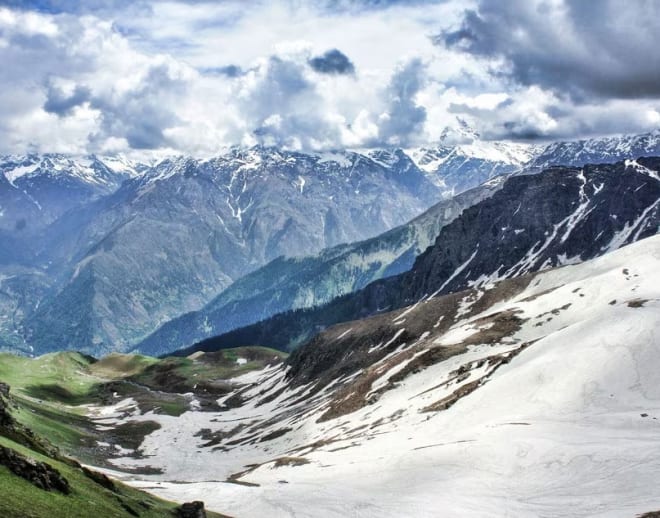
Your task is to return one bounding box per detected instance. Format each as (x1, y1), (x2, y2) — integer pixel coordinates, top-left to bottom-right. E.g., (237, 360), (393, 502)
(91, 234), (660, 517)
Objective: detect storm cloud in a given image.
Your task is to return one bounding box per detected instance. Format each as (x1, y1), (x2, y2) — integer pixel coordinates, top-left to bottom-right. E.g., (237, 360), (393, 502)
(440, 0), (660, 100)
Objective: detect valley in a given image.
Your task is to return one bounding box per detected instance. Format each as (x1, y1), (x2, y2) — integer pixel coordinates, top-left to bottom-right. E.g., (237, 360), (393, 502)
(2, 235), (659, 517)
(2, 2), (659, 516)
(1, 141), (659, 517)
(2, 132), (659, 359)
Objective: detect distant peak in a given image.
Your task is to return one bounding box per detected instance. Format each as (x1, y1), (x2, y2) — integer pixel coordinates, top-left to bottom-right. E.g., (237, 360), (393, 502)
(439, 117), (481, 145)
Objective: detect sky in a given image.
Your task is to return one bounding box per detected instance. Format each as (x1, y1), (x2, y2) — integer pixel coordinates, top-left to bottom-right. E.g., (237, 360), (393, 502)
(0, 0), (659, 156)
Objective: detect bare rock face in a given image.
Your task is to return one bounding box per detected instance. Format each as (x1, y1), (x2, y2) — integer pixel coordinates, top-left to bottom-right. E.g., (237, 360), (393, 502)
(176, 501), (207, 518)
(0, 445), (70, 494)
(0, 382), (13, 427)
(397, 157), (660, 304)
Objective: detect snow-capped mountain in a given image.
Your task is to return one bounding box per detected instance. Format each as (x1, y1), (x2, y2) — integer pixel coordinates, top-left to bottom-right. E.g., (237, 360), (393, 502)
(0, 154), (142, 187)
(20, 147), (441, 356)
(408, 141), (535, 195)
(1, 133), (660, 357)
(407, 122), (539, 195)
(0, 154), (142, 241)
(139, 133), (660, 356)
(408, 126), (660, 197)
(96, 233), (660, 517)
(182, 157), (660, 354)
(528, 130), (660, 170)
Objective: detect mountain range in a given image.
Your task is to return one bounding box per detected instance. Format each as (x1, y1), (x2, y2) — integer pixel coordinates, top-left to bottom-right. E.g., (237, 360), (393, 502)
(176, 157), (660, 356)
(1, 131), (659, 357)
(0, 136), (659, 518)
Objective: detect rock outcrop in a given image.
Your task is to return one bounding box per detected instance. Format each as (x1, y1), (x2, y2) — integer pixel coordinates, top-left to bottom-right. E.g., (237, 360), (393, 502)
(0, 382), (12, 427)
(176, 501), (207, 518)
(0, 445), (70, 494)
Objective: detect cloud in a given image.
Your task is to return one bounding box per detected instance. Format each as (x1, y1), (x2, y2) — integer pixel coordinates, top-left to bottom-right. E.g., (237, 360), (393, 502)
(445, 85), (660, 142)
(439, 0), (660, 100)
(43, 84), (91, 116)
(90, 64), (188, 149)
(200, 65), (244, 78)
(3, 0), (150, 15)
(377, 59), (427, 146)
(323, 0), (449, 12)
(232, 56), (343, 149)
(309, 49), (356, 75)
(0, 1), (658, 155)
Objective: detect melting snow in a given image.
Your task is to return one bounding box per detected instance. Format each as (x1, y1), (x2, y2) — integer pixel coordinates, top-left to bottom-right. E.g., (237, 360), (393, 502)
(84, 236), (660, 518)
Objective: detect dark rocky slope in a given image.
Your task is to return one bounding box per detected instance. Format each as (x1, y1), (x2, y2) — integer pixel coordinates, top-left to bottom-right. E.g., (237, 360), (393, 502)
(179, 157), (660, 355)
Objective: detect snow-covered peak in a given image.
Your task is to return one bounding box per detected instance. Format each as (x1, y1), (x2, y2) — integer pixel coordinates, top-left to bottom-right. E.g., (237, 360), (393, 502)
(530, 131), (660, 169)
(365, 149), (405, 168)
(97, 155), (146, 179)
(140, 155), (194, 183)
(137, 147), (420, 190)
(314, 151), (353, 168)
(0, 154), (142, 188)
(438, 117), (481, 144)
(407, 140), (538, 173)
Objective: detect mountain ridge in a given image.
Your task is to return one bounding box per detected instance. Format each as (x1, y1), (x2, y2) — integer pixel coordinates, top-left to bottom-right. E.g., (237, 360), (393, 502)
(177, 156), (660, 356)
(2, 131), (660, 356)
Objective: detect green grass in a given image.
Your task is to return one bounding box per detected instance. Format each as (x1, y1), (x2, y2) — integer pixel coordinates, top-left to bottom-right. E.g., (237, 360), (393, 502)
(0, 352), (98, 404)
(131, 346), (287, 391)
(0, 347), (288, 463)
(0, 347), (286, 400)
(0, 348), (247, 518)
(0, 353), (104, 457)
(0, 435), (180, 518)
(11, 396), (95, 453)
(88, 353), (160, 379)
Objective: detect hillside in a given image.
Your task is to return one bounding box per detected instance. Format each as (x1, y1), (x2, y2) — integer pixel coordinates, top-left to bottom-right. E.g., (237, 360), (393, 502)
(88, 234), (660, 517)
(0, 372), (227, 517)
(136, 176), (504, 356)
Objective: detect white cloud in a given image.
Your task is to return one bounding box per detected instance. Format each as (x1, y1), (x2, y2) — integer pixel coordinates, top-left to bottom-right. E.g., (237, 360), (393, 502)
(0, 1), (657, 156)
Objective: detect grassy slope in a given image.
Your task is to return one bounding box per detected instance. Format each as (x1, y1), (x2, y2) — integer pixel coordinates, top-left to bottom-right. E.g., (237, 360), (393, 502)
(0, 348), (269, 517)
(0, 352), (98, 404)
(0, 348), (287, 444)
(127, 346), (287, 390)
(0, 352), (101, 454)
(0, 435), (180, 518)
